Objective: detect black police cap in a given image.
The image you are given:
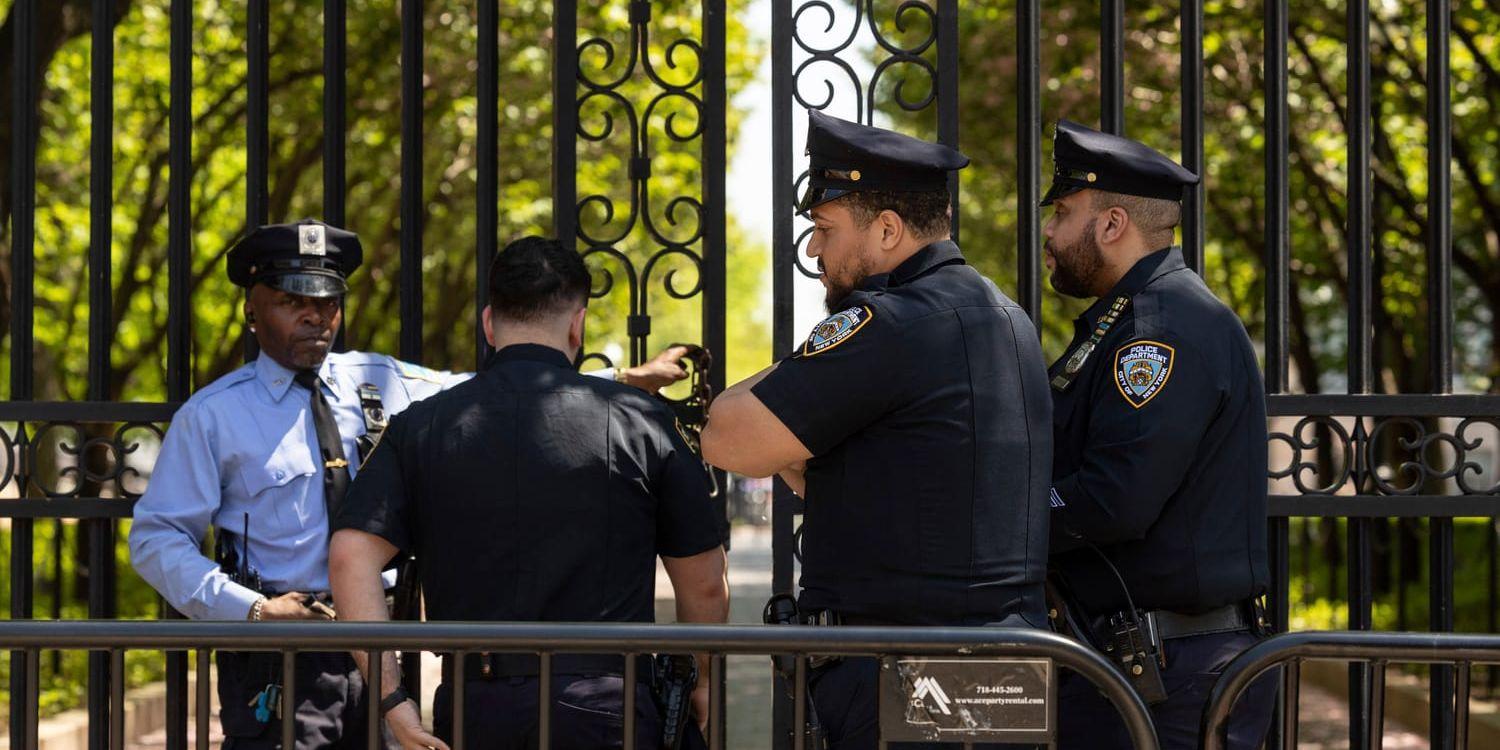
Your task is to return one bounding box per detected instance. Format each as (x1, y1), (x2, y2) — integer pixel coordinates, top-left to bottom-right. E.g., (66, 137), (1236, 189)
(225, 220), (363, 298)
(798, 110), (969, 214)
(1040, 119), (1199, 206)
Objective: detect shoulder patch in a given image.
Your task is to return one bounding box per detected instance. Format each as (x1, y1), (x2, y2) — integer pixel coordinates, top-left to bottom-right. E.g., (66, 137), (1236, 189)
(801, 305), (873, 357)
(1114, 340), (1174, 409)
(396, 360), (446, 384)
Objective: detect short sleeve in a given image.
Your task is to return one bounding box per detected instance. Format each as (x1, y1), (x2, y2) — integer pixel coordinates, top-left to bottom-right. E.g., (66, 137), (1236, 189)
(652, 409), (726, 558)
(750, 302), (902, 455)
(1051, 336), (1223, 547)
(333, 414), (414, 555)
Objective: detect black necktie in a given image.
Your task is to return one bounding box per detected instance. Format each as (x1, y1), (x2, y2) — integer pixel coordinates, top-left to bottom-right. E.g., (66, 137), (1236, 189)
(294, 370), (350, 523)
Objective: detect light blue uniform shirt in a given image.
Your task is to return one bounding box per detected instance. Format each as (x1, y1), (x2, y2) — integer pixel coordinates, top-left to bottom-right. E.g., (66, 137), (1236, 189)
(128, 350), (469, 620)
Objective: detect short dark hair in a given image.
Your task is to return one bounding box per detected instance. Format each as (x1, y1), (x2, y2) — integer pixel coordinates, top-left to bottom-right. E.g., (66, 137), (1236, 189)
(837, 188), (952, 239)
(487, 236), (592, 322)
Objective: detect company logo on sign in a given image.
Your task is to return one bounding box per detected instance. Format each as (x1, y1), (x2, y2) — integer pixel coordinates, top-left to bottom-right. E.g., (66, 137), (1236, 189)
(911, 676), (953, 716)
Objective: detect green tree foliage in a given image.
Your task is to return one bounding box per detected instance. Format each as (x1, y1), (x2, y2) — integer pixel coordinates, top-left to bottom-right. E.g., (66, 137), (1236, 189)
(0, 0), (766, 401)
(939, 0), (1500, 393)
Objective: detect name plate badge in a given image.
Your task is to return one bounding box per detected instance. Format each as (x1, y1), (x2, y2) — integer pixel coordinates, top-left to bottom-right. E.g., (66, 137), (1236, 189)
(878, 656), (1055, 743)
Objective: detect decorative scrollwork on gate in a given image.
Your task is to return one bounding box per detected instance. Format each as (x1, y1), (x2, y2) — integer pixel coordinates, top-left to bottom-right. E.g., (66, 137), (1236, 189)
(1268, 414), (1500, 498)
(788, 0), (947, 281)
(570, 0), (709, 415)
(0, 420), (165, 501)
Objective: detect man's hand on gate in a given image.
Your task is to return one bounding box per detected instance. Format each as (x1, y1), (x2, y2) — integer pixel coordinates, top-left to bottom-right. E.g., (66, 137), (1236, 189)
(386, 700), (449, 750)
(622, 345), (692, 393)
(259, 591), (329, 620)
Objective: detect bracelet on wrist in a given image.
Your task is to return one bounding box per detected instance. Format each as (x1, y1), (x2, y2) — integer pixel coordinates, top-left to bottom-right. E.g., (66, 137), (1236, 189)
(379, 685), (411, 716)
(613, 367), (629, 384)
(248, 597), (267, 622)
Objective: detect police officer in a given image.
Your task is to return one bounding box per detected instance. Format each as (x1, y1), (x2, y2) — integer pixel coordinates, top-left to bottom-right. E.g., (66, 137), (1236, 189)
(1038, 120), (1274, 749)
(129, 221), (693, 748)
(702, 110), (1053, 748)
(328, 236), (729, 750)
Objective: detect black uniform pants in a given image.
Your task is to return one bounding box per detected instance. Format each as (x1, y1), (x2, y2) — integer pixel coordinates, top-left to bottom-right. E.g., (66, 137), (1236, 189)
(1057, 631), (1277, 750)
(431, 673), (666, 749)
(215, 650), (392, 750)
(808, 657), (1027, 750)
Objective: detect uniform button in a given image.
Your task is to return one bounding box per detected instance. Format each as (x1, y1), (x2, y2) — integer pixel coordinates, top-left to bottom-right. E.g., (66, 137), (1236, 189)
(274, 378), (284, 386)
(274, 470), (285, 480)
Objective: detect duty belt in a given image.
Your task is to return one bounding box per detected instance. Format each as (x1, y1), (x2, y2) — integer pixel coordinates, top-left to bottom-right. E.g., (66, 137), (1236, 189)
(1091, 603), (1250, 643)
(443, 652), (655, 681)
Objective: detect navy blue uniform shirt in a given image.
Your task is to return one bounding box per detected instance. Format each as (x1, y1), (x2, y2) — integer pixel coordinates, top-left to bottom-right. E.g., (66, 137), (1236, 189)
(1049, 247), (1269, 616)
(753, 240), (1053, 626)
(332, 343), (725, 624)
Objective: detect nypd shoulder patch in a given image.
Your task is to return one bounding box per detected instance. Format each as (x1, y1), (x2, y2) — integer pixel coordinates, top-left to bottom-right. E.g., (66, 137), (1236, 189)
(802, 305), (873, 357)
(1113, 340), (1174, 409)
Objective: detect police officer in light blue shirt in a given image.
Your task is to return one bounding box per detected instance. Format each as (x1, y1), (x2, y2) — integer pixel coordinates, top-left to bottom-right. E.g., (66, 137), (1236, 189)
(129, 219), (694, 748)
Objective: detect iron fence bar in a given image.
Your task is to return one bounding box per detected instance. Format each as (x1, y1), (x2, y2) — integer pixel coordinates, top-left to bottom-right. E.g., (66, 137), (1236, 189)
(454, 650), (467, 749)
(476, 0), (499, 367)
(708, 653), (725, 750)
(1203, 631), (1500, 749)
(1180, 0), (1204, 274)
(1266, 392), (1500, 415)
(1099, 0), (1124, 135)
(1261, 6), (1291, 743)
(110, 649), (125, 750)
(323, 0), (347, 228)
(0, 400), (181, 421)
(399, 0), (424, 363)
(551, 0), (578, 244)
(90, 0), (115, 404)
(167, 0), (193, 402)
(538, 651), (551, 748)
(1455, 662), (1471, 748)
(1016, 0), (1042, 322)
(1425, 0), (1456, 743)
(1280, 659), (1300, 750)
(196, 648), (210, 750)
(0, 498), (141, 519)
(1346, 0), (1375, 735)
(0, 621), (1159, 748)
(937, 0), (959, 243)
(793, 654), (807, 750)
(90, 2), (120, 746)
(26, 647), (41, 749)
(282, 651), (297, 748)
(367, 649), (382, 750)
(1369, 659), (1387, 750)
(703, 0), (729, 519)
(8, 1), (38, 742)
(768, 10), (798, 745)
(623, 651), (638, 750)
(246, 0), (269, 227)
(1269, 496), (1500, 518)
(89, 519), (115, 750)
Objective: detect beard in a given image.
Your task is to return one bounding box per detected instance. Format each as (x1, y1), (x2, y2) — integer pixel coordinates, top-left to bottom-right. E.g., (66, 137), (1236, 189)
(1046, 218), (1105, 299)
(822, 253), (877, 312)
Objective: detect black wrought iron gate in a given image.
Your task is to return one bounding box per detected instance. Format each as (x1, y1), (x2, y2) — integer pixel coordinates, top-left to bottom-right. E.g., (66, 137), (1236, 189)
(2, 0), (725, 745)
(2, 0), (1497, 747)
(768, 1), (1494, 748)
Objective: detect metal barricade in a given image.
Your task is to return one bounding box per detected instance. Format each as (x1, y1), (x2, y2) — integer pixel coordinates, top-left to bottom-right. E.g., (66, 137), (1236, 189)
(0, 620), (1158, 749)
(1201, 630), (1500, 750)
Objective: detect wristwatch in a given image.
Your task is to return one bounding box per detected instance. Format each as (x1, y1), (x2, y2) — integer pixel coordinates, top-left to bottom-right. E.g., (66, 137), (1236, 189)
(379, 685), (410, 716)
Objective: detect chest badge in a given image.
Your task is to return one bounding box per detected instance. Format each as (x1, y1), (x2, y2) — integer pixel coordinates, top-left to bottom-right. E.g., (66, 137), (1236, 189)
(802, 305), (873, 357)
(1114, 340), (1174, 408)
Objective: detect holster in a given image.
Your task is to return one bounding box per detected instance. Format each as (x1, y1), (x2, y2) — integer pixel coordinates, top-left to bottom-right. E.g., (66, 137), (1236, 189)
(761, 594), (830, 749)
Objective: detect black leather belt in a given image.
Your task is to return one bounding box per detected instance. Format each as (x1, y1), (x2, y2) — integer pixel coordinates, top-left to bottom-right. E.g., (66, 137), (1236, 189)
(442, 652), (654, 681)
(1148, 604), (1250, 640)
(800, 610), (899, 627)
